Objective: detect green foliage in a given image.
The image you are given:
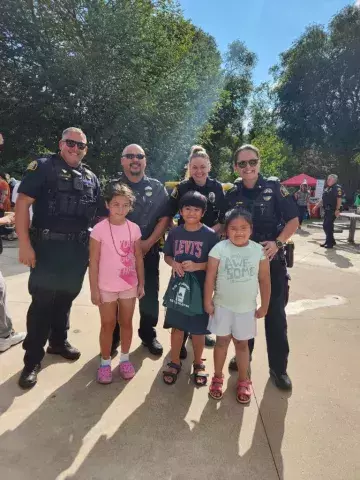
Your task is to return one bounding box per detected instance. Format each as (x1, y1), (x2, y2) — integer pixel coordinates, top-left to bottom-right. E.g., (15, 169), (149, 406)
(273, 5), (360, 191)
(0, 0), (222, 180)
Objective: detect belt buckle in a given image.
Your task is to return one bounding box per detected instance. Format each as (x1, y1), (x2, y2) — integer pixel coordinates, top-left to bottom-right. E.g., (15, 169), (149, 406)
(42, 229), (50, 240)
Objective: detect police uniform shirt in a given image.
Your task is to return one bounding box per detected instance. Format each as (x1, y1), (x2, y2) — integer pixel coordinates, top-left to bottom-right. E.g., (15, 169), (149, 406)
(169, 177), (224, 227)
(105, 174), (170, 240)
(18, 154), (101, 233)
(322, 183), (342, 210)
(221, 175), (298, 242)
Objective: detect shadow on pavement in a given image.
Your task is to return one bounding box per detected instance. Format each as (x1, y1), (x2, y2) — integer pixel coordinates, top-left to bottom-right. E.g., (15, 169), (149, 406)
(0, 346), (148, 479)
(324, 249), (354, 269)
(296, 228), (311, 237)
(65, 362), (281, 480)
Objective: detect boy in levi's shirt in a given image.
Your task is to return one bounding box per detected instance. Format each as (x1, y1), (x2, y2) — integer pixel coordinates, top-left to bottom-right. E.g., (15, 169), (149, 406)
(89, 183), (144, 384)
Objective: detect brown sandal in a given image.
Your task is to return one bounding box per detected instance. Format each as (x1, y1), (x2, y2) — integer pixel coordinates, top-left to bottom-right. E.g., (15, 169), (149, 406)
(192, 362), (208, 386)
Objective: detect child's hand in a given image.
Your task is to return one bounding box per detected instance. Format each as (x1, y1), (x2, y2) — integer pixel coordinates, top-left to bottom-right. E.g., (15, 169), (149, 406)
(255, 306), (267, 318)
(204, 300), (215, 315)
(182, 260), (196, 272)
(137, 284), (145, 299)
(172, 260), (185, 277)
(91, 290), (102, 306)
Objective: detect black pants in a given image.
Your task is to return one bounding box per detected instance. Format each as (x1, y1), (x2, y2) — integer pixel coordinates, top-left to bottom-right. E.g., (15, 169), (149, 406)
(249, 257), (289, 375)
(23, 240), (88, 369)
(323, 209), (336, 246)
(298, 205), (307, 225)
(112, 247), (160, 346)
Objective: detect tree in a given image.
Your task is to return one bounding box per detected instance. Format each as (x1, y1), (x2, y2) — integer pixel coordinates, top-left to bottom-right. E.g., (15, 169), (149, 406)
(0, 0), (222, 180)
(273, 5), (360, 192)
(198, 40), (257, 180)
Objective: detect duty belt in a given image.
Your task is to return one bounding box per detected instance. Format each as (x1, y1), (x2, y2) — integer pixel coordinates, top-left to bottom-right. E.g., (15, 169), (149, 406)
(30, 228), (89, 244)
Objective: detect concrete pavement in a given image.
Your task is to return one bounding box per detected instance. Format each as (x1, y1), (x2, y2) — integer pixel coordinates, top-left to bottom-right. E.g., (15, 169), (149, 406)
(0, 227), (360, 480)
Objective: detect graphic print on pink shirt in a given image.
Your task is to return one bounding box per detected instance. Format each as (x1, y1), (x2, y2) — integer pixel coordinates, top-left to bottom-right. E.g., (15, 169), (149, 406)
(90, 219), (142, 292)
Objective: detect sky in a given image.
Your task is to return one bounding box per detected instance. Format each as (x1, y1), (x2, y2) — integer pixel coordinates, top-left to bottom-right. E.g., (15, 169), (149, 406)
(178, 0), (357, 85)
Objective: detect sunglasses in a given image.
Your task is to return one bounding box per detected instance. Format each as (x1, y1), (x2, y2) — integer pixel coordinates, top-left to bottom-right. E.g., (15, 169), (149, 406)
(63, 139), (87, 150)
(236, 159), (259, 169)
(122, 153), (145, 160)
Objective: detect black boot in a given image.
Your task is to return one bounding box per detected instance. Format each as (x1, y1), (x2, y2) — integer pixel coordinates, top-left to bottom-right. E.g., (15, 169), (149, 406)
(142, 338), (163, 356)
(47, 341), (81, 360)
(270, 370), (292, 391)
(18, 364), (41, 389)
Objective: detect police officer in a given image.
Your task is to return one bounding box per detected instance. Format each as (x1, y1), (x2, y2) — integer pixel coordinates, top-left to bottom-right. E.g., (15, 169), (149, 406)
(222, 144), (299, 390)
(168, 145), (224, 354)
(111, 144), (170, 356)
(16, 127), (101, 389)
(315, 174), (342, 248)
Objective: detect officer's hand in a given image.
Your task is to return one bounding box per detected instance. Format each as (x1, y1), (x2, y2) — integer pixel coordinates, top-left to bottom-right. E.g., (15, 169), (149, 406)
(3, 213), (15, 225)
(91, 289), (102, 306)
(140, 240), (151, 256)
(255, 306), (267, 318)
(204, 301), (215, 315)
(260, 241), (278, 261)
(137, 284), (145, 299)
(172, 261), (185, 277)
(19, 242), (36, 268)
(182, 260), (196, 272)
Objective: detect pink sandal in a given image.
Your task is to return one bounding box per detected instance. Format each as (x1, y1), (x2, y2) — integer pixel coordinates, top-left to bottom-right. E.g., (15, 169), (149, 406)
(236, 379), (252, 404)
(118, 361), (135, 380)
(97, 365), (112, 384)
(209, 376), (224, 400)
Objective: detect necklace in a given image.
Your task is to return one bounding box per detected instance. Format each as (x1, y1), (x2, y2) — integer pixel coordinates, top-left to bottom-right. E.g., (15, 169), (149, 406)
(108, 219), (132, 258)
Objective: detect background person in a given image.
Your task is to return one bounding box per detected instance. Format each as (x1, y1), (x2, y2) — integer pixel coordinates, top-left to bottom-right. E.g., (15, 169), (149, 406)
(221, 144), (299, 391)
(16, 127), (101, 389)
(0, 212), (26, 352)
(168, 145), (225, 353)
(315, 174), (342, 249)
(294, 180), (311, 227)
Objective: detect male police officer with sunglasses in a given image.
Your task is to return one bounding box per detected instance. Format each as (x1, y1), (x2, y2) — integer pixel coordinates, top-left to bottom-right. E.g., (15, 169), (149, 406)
(221, 144), (299, 390)
(110, 144), (170, 356)
(16, 127), (101, 389)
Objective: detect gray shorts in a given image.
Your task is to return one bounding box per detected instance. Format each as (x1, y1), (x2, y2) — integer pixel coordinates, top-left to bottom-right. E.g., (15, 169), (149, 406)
(208, 305), (257, 341)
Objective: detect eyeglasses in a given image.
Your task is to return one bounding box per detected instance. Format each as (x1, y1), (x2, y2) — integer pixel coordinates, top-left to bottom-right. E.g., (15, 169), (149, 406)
(236, 159), (259, 169)
(63, 139), (87, 150)
(122, 153), (145, 160)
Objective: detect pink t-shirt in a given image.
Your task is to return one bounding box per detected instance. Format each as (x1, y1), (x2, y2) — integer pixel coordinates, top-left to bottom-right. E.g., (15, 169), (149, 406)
(90, 219), (141, 292)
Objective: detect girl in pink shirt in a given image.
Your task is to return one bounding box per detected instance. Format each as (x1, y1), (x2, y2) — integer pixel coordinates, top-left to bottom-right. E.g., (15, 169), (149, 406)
(89, 183), (144, 384)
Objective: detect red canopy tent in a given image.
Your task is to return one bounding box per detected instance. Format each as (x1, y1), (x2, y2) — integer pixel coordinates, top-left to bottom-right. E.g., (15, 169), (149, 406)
(281, 173), (317, 188)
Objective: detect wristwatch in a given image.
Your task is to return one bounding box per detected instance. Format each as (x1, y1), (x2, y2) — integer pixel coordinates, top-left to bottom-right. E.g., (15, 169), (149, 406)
(275, 238), (284, 249)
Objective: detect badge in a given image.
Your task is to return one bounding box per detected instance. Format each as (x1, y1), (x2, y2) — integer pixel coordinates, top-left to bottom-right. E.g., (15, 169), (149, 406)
(171, 187), (178, 199)
(208, 192), (215, 203)
(338, 188), (342, 196)
(145, 186), (153, 197)
(236, 201), (243, 206)
(280, 185), (289, 197)
(263, 188), (273, 194)
(27, 160), (38, 171)
(263, 196), (272, 201)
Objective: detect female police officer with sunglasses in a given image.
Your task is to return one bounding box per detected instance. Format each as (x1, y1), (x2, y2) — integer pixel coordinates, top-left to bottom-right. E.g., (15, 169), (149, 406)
(221, 144), (299, 391)
(168, 145), (225, 354)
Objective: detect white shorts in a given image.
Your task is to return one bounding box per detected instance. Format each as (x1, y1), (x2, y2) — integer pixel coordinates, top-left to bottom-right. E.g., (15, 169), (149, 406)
(208, 305), (257, 341)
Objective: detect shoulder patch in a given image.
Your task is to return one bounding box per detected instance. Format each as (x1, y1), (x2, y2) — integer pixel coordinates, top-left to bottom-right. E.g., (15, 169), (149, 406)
(280, 185), (289, 197)
(267, 176), (280, 182)
(171, 187), (179, 199)
(27, 160), (38, 171)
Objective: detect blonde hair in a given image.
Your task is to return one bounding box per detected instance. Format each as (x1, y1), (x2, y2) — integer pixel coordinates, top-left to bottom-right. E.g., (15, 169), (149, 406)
(184, 145), (211, 180)
(234, 144), (260, 164)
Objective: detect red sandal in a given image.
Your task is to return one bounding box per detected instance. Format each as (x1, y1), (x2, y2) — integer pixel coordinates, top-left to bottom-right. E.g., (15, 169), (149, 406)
(209, 376), (224, 400)
(236, 379), (252, 404)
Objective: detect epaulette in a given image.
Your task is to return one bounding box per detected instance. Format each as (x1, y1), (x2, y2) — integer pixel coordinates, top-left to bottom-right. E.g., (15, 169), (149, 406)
(267, 176), (280, 182)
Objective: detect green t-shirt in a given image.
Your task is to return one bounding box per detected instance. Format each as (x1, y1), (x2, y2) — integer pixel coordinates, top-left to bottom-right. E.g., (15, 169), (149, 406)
(209, 239), (265, 313)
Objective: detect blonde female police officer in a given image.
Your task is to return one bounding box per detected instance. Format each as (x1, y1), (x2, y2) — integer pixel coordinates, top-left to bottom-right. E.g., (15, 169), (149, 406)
(168, 145), (225, 354)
